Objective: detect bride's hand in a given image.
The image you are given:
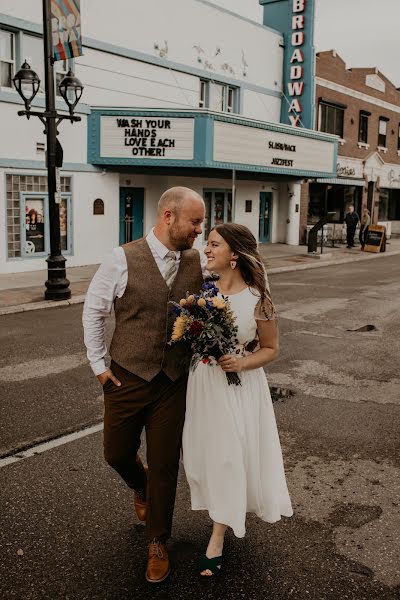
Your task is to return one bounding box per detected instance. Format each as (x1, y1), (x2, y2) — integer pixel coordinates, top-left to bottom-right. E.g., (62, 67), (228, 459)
(218, 354), (243, 373)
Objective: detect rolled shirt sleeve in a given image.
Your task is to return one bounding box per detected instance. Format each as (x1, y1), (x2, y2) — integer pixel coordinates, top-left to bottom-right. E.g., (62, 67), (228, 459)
(82, 247), (127, 376)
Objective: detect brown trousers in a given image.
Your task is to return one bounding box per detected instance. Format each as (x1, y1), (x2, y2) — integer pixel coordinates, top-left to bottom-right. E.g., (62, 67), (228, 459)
(103, 361), (187, 542)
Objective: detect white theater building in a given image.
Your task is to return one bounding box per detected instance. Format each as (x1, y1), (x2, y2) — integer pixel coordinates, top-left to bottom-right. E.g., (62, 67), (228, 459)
(0, 0), (337, 274)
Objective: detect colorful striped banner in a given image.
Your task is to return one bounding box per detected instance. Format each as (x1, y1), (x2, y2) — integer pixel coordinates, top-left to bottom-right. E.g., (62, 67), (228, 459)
(51, 0), (83, 61)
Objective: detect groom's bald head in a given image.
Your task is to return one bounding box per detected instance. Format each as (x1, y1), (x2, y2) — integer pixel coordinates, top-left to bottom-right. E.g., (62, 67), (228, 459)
(155, 186), (205, 251)
(157, 186), (204, 216)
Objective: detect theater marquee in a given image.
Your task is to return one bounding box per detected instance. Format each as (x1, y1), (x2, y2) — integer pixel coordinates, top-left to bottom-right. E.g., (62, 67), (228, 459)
(89, 109), (337, 178)
(213, 121), (335, 173)
(99, 116), (195, 160)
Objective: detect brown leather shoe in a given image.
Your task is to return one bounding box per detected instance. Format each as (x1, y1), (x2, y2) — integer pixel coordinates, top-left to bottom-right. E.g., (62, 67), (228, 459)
(134, 464), (148, 522)
(145, 540), (170, 583)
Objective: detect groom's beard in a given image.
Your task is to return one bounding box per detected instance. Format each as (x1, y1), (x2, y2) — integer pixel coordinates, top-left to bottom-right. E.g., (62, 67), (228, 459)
(168, 225), (197, 251)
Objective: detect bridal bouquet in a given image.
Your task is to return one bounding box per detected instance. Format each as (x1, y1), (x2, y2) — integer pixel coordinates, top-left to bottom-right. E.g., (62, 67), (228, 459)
(169, 278), (241, 385)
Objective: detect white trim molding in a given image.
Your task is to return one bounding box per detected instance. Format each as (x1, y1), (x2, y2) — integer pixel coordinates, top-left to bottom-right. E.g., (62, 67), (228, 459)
(377, 146), (388, 154)
(357, 142), (370, 149)
(316, 77), (400, 115)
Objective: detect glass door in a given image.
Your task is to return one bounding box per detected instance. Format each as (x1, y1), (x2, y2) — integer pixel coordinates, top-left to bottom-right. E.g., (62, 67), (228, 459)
(259, 192), (272, 243)
(119, 188), (144, 244)
(203, 190), (233, 238)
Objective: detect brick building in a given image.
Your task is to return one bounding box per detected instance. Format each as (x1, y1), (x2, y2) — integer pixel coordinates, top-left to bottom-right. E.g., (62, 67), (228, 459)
(301, 50), (400, 243)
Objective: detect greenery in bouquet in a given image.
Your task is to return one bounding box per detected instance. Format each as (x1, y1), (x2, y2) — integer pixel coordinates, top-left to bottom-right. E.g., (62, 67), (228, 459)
(169, 278), (241, 385)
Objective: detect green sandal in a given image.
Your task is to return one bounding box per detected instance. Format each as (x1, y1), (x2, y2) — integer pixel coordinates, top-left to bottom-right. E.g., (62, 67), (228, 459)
(199, 555), (223, 577)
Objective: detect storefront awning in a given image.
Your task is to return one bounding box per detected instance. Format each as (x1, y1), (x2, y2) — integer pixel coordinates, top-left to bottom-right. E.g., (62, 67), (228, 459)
(316, 178), (365, 186)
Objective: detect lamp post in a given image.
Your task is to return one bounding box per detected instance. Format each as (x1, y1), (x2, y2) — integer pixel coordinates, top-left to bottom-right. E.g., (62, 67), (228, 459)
(13, 0), (83, 300)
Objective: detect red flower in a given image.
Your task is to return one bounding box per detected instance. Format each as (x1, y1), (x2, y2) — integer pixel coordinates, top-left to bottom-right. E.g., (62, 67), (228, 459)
(189, 320), (203, 336)
(202, 358), (210, 364)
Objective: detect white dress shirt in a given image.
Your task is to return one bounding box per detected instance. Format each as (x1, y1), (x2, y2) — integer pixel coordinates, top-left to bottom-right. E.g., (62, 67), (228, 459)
(82, 229), (209, 376)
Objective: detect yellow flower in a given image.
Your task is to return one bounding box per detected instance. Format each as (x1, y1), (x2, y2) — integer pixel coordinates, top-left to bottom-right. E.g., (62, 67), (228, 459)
(187, 295), (195, 304)
(171, 315), (186, 341)
(211, 297), (226, 310)
(197, 298), (206, 308)
(179, 298), (187, 307)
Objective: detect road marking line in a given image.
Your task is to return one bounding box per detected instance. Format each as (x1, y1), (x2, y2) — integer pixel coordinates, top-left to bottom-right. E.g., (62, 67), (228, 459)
(0, 423), (103, 469)
(0, 353), (87, 382)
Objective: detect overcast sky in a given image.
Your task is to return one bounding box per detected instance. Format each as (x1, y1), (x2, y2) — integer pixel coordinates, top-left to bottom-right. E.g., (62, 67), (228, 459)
(211, 0), (399, 86)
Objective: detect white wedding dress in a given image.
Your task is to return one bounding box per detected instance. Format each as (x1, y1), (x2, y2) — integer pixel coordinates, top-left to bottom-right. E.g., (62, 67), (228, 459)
(182, 287), (293, 538)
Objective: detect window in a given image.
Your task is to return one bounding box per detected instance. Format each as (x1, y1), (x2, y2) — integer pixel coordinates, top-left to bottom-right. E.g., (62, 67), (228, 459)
(6, 174), (72, 259)
(308, 183), (362, 225)
(318, 102), (344, 137)
(210, 82), (225, 112)
(378, 117), (388, 147)
(22, 34), (45, 93)
(23, 195), (47, 255)
(379, 188), (400, 220)
(199, 79), (238, 113)
(0, 29), (15, 88)
(199, 79), (208, 108)
(226, 86), (235, 113)
(203, 190), (232, 237)
(56, 59), (68, 97)
(358, 111), (370, 144)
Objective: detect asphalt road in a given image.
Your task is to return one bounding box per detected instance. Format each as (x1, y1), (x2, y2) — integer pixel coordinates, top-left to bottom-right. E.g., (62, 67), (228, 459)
(1, 256), (399, 600)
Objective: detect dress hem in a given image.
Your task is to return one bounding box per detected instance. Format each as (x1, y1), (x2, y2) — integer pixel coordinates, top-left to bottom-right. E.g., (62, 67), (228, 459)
(190, 506), (293, 539)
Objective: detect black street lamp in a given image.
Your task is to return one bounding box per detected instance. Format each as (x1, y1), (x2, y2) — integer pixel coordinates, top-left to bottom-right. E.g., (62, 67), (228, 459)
(12, 0), (84, 301)
(58, 70), (84, 119)
(12, 61), (41, 114)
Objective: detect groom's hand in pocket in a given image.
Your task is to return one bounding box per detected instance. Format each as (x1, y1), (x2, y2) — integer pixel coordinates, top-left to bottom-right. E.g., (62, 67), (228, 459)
(97, 369), (121, 387)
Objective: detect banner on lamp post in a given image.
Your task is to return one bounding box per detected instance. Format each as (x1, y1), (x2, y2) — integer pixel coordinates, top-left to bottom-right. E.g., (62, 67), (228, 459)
(51, 0), (83, 61)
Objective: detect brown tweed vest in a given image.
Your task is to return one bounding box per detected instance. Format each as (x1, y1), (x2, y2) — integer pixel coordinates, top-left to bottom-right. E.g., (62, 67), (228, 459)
(109, 238), (203, 382)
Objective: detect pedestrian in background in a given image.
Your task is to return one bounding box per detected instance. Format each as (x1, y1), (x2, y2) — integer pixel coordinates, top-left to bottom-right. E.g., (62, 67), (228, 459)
(359, 207), (371, 250)
(344, 205), (359, 248)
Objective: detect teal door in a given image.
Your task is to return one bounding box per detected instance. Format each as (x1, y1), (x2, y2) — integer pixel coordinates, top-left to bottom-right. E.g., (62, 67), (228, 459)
(259, 192), (272, 243)
(119, 187), (144, 244)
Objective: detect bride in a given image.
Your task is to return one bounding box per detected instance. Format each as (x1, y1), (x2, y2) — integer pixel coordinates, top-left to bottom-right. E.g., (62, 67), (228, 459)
(182, 223), (293, 576)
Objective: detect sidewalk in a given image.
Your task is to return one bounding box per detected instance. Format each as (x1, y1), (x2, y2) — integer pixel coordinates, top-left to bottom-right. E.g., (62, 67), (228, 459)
(1, 239), (399, 315)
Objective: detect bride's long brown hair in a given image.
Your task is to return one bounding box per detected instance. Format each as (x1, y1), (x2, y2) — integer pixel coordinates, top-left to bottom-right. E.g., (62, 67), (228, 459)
(213, 223), (268, 299)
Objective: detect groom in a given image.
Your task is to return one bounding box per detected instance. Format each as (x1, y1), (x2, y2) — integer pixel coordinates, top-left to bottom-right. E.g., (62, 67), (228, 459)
(83, 187), (206, 583)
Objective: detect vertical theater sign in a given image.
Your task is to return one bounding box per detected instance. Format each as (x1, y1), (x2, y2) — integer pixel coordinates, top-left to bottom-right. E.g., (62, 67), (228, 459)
(288, 0), (306, 127)
(260, 0), (315, 129)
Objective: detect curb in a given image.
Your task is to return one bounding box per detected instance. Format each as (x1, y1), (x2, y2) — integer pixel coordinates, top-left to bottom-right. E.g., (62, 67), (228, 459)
(0, 294), (86, 316)
(268, 248), (400, 274)
(1, 249), (399, 316)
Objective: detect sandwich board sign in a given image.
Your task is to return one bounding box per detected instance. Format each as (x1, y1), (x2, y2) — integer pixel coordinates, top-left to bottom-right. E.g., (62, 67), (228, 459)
(364, 225), (386, 253)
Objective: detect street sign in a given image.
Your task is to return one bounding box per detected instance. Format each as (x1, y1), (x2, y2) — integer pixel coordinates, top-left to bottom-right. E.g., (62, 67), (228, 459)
(51, 0), (83, 61)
